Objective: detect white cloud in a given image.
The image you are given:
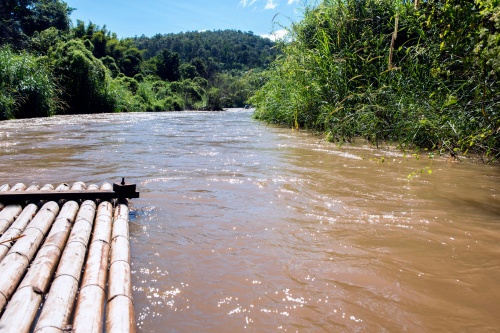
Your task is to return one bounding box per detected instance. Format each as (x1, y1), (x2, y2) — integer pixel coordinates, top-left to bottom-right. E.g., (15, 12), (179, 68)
(239, 0), (258, 7)
(240, 0), (288, 10)
(264, 0), (278, 10)
(261, 29), (288, 41)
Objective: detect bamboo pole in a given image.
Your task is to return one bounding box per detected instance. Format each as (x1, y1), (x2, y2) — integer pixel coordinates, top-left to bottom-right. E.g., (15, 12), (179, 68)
(106, 296), (136, 333)
(41, 184), (55, 190)
(9, 183), (27, 192)
(0, 201), (79, 333)
(0, 204), (23, 235)
(72, 181), (87, 190)
(0, 203), (38, 262)
(101, 182), (112, 190)
(106, 200), (136, 333)
(0, 183), (25, 235)
(72, 181), (86, 204)
(87, 183), (99, 191)
(0, 201), (60, 312)
(26, 184), (40, 191)
(73, 200), (114, 333)
(0, 183), (9, 213)
(52, 183), (70, 206)
(0, 183), (11, 211)
(99, 182), (114, 205)
(34, 184), (55, 206)
(34, 200), (97, 333)
(55, 183), (70, 191)
(388, 14), (399, 70)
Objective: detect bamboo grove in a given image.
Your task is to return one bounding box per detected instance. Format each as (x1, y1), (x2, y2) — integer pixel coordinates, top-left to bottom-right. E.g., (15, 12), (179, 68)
(251, 0), (500, 160)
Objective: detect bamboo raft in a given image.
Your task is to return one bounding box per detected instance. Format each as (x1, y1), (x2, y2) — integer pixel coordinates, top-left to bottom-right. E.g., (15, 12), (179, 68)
(0, 180), (139, 333)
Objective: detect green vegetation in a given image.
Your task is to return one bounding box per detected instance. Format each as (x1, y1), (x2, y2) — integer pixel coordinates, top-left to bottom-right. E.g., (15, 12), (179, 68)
(133, 30), (277, 73)
(3, 0), (498, 159)
(0, 46), (61, 119)
(251, 0), (500, 160)
(0, 0), (275, 119)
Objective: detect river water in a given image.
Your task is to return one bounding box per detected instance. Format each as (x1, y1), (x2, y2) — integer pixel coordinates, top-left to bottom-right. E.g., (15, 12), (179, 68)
(0, 109), (499, 332)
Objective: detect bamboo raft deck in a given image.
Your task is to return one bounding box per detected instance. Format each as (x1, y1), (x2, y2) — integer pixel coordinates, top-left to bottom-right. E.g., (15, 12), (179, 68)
(0, 181), (138, 333)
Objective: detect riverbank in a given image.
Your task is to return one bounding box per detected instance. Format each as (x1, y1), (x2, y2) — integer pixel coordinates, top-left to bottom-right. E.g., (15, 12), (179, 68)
(250, 0), (500, 162)
(255, 121), (499, 165)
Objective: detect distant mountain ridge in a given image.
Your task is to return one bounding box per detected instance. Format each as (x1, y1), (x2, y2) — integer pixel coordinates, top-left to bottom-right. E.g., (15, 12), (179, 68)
(132, 30), (278, 72)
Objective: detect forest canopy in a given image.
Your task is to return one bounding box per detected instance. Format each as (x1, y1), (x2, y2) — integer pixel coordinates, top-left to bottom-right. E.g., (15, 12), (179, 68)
(0, 0), (277, 119)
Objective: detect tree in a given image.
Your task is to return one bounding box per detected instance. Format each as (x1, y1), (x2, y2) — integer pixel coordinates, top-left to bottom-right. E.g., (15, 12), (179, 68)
(102, 56), (120, 77)
(180, 63), (198, 80)
(91, 31), (107, 58)
(0, 0), (31, 46)
(119, 46), (142, 77)
(29, 26), (69, 55)
(0, 0), (72, 47)
(206, 87), (223, 111)
(191, 57), (208, 78)
(156, 49), (180, 81)
(22, 0), (73, 36)
(50, 39), (114, 114)
(73, 20), (86, 38)
(131, 30), (278, 72)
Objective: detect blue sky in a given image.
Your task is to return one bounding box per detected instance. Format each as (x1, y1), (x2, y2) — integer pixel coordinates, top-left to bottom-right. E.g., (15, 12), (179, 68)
(66, 0), (311, 39)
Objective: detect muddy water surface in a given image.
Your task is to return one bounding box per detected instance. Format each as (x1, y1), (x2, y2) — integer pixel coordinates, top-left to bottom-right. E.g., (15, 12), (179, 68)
(0, 109), (499, 332)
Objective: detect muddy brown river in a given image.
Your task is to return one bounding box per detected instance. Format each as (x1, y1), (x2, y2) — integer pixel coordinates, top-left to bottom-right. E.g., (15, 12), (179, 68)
(0, 109), (499, 332)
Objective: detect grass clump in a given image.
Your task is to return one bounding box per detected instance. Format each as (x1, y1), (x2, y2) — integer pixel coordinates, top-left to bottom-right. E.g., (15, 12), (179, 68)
(0, 45), (61, 119)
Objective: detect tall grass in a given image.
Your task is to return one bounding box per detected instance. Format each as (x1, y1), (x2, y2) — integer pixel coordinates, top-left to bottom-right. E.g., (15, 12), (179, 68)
(0, 46), (61, 119)
(251, 0), (500, 159)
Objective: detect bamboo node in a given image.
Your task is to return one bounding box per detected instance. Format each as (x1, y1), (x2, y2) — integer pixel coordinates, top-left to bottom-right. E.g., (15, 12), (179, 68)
(53, 273), (79, 283)
(54, 216), (73, 224)
(109, 259), (130, 266)
(66, 239), (89, 249)
(40, 243), (63, 254)
(74, 217), (93, 227)
(24, 226), (45, 237)
(80, 283), (106, 293)
(10, 251), (30, 263)
(111, 234), (129, 242)
(108, 293), (134, 304)
(91, 238), (109, 245)
(33, 286), (43, 295)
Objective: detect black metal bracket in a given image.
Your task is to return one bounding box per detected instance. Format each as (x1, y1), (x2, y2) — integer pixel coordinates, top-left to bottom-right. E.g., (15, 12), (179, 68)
(0, 178), (140, 203)
(113, 178), (140, 199)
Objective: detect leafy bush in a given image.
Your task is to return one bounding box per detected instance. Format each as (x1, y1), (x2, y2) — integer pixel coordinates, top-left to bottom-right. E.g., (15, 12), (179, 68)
(49, 39), (115, 114)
